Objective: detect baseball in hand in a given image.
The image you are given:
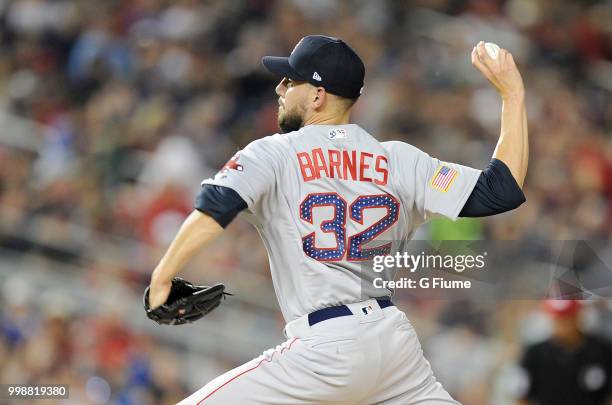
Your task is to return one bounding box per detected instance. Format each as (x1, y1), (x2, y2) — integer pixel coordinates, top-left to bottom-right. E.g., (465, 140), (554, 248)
(484, 42), (500, 59)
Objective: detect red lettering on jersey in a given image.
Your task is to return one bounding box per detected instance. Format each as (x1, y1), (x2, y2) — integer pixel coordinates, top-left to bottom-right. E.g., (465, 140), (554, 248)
(312, 148), (329, 179)
(328, 149), (342, 179)
(342, 150), (357, 180)
(359, 152), (373, 182)
(297, 152), (317, 181)
(374, 155), (388, 186)
(298, 148), (387, 184)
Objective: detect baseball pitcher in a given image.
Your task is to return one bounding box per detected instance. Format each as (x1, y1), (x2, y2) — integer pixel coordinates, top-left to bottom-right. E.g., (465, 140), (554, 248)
(146, 35), (528, 404)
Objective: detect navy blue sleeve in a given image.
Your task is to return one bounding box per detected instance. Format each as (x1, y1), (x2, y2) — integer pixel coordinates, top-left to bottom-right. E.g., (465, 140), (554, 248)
(459, 158), (526, 217)
(194, 184), (248, 228)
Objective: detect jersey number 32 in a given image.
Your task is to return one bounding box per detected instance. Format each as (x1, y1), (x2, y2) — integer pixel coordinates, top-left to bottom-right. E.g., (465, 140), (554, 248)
(299, 193), (399, 261)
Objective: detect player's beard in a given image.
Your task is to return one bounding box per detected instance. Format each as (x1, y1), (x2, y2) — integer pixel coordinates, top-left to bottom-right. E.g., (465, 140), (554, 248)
(277, 104), (305, 134)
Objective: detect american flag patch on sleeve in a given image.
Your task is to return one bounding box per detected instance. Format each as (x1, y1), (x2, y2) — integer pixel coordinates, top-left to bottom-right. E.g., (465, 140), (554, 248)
(430, 165), (458, 192)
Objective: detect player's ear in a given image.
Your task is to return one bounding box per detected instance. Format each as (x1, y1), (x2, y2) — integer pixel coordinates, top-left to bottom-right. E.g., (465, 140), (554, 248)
(312, 87), (326, 109)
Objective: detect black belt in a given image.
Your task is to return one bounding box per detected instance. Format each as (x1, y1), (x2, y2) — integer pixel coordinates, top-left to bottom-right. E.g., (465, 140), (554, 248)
(308, 298), (394, 326)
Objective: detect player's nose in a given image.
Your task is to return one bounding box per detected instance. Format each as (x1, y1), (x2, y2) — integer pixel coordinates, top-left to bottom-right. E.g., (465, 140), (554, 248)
(275, 79), (286, 97)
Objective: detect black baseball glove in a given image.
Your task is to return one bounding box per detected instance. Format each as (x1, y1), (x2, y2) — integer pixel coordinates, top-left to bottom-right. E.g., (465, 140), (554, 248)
(143, 277), (231, 325)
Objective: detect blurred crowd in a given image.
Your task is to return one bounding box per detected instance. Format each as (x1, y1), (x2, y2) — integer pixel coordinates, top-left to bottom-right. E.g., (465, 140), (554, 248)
(0, 0), (611, 404)
(0, 297), (190, 404)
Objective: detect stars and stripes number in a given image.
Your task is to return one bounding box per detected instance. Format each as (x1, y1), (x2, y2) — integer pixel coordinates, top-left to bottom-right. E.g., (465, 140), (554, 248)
(299, 193), (400, 261)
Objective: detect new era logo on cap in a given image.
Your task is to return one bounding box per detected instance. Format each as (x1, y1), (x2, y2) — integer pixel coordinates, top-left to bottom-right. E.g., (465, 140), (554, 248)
(312, 71), (322, 81)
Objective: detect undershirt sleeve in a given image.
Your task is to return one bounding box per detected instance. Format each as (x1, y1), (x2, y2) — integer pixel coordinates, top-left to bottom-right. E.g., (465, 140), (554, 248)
(194, 184), (248, 228)
(459, 158), (526, 217)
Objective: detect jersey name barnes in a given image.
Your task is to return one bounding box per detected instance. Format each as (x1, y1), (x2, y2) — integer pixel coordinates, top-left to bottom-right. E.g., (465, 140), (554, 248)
(297, 148), (388, 185)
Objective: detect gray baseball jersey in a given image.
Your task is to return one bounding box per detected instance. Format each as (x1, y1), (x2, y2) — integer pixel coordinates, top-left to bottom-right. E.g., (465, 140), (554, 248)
(202, 123), (480, 322)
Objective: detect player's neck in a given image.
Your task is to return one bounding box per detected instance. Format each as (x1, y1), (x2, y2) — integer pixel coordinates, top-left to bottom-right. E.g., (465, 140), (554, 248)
(303, 111), (350, 126)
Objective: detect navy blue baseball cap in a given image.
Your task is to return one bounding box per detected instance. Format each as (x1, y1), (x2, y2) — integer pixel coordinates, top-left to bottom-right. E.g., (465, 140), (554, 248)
(262, 35), (365, 99)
